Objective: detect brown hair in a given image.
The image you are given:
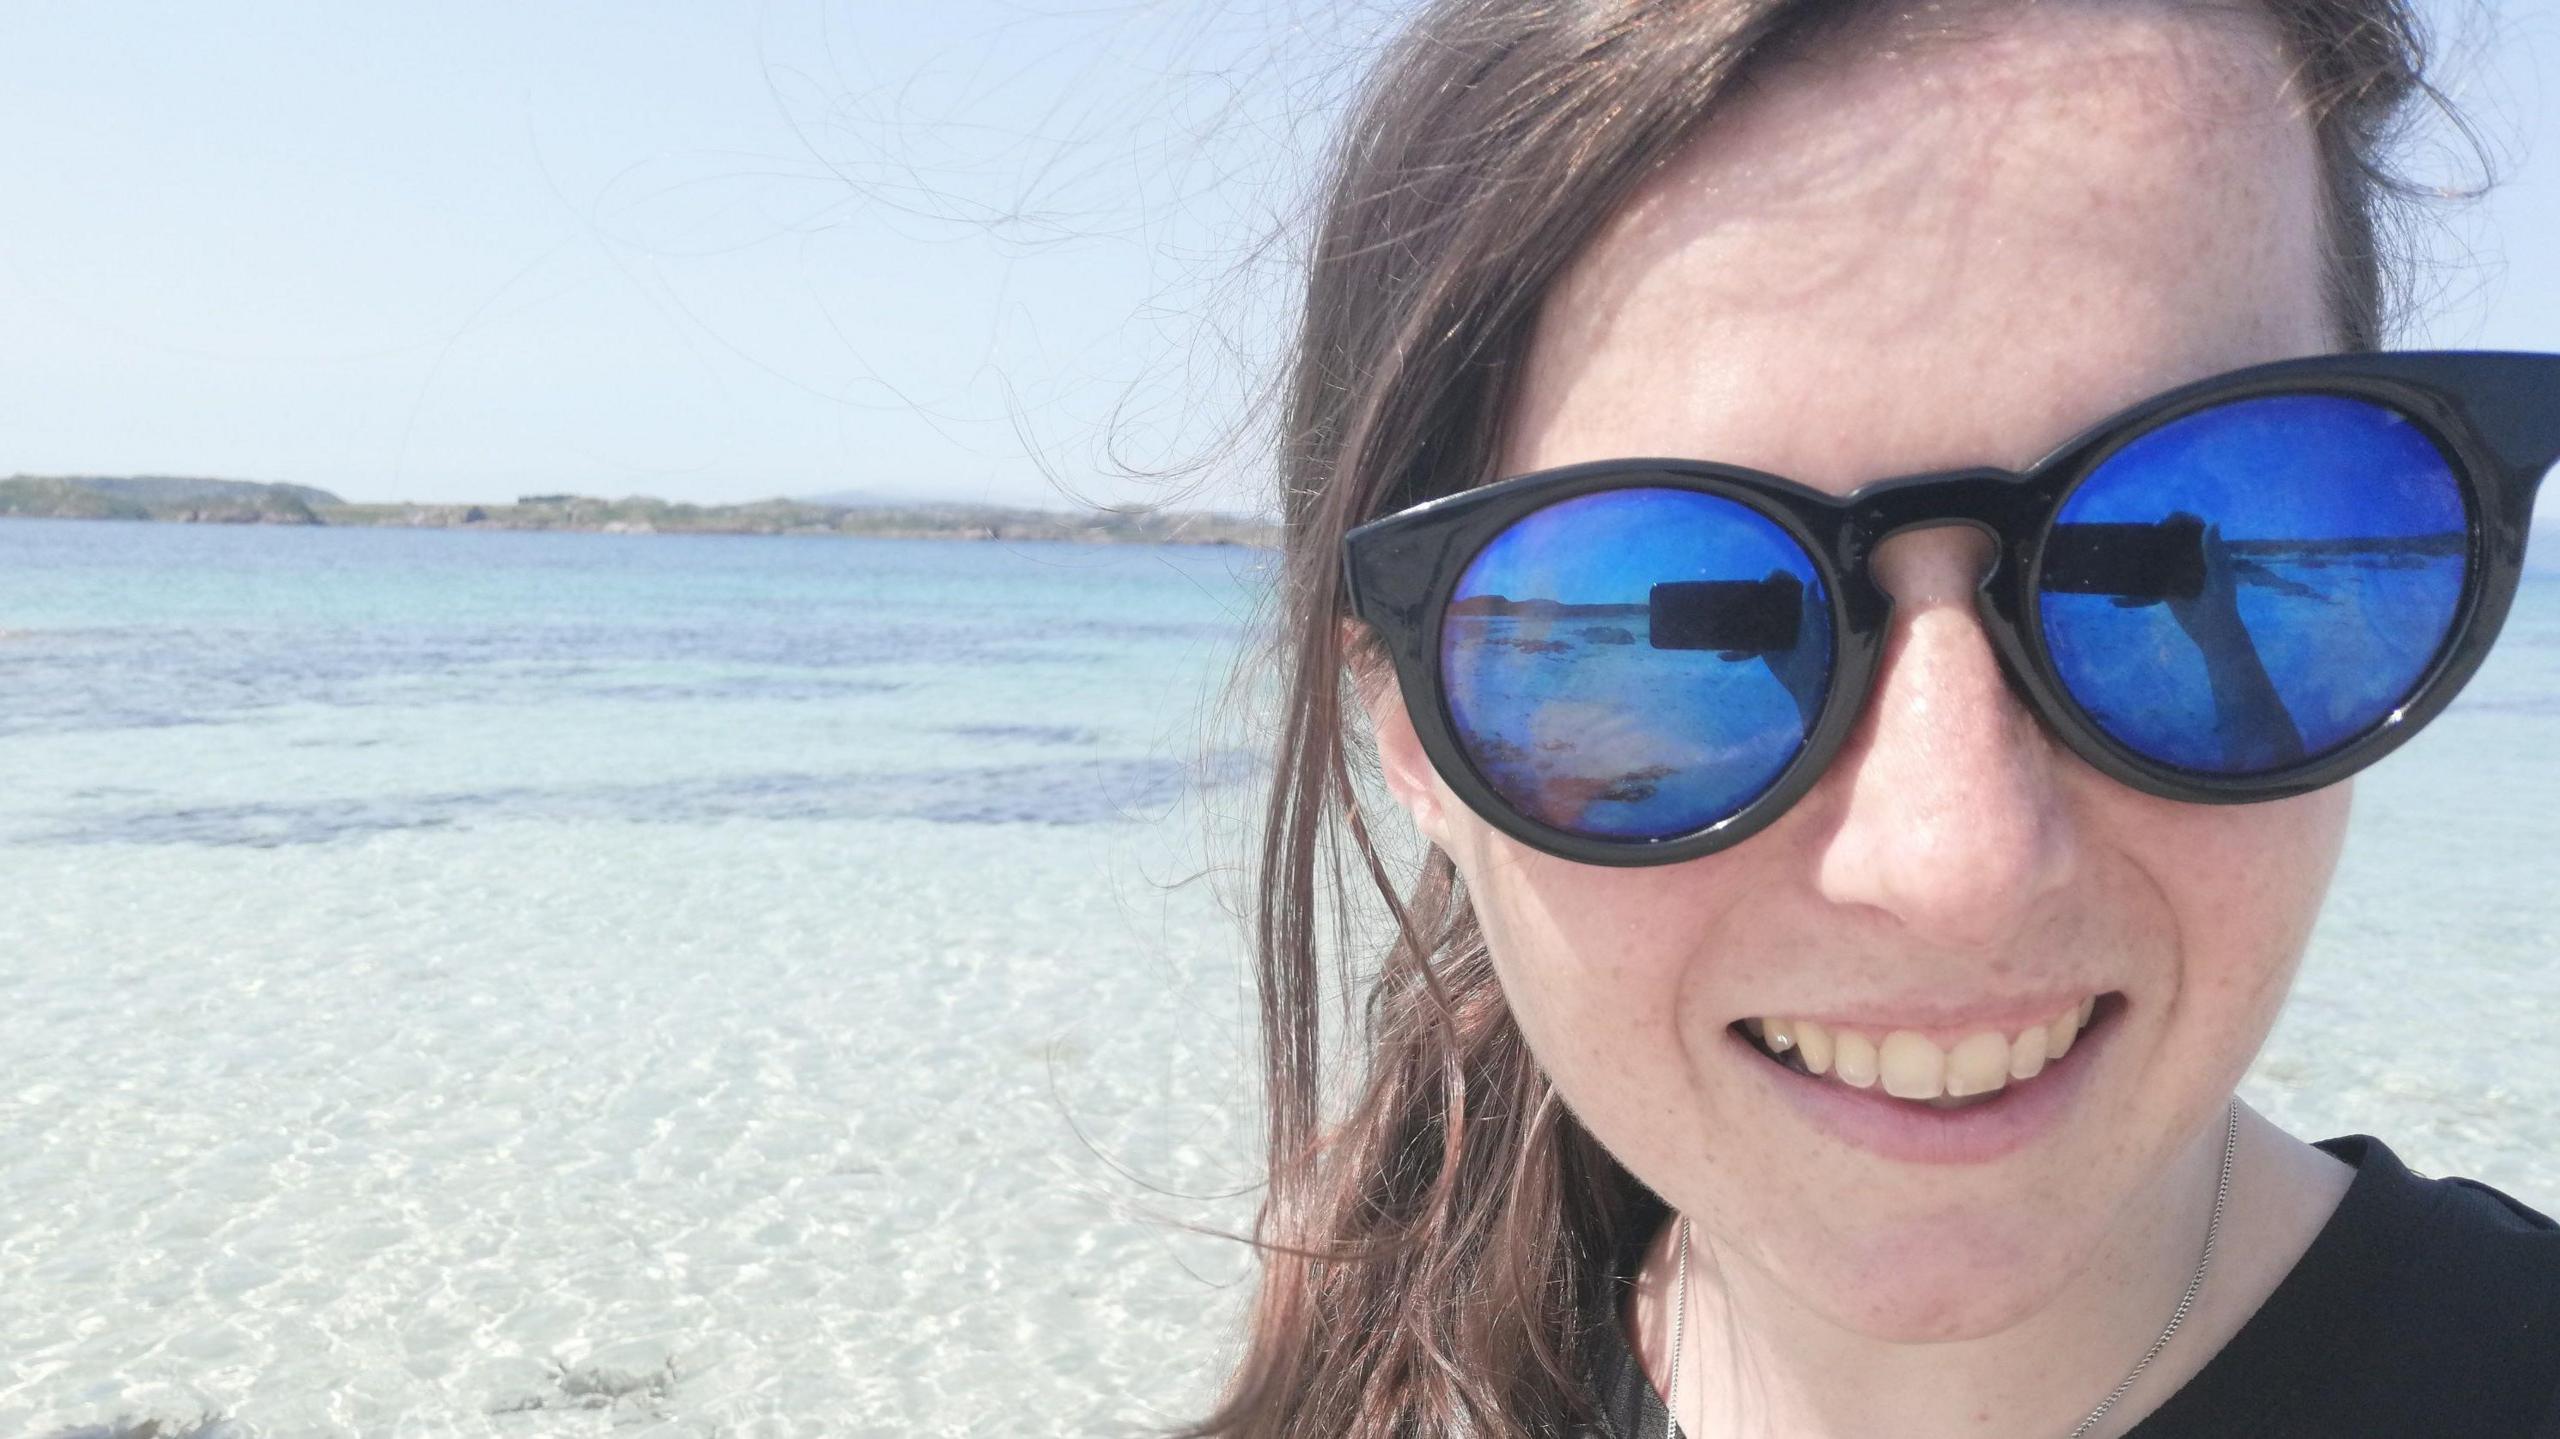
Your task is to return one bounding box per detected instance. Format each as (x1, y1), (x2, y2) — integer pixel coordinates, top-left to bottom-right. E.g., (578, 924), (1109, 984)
(1191, 1), (2453, 1433)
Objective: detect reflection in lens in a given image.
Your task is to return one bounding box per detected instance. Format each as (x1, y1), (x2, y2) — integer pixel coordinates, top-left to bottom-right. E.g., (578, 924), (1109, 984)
(2039, 394), (2468, 775)
(1440, 487), (1832, 839)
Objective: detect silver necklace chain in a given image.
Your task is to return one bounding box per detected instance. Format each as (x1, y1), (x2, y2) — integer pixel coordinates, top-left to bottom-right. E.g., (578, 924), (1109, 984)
(1660, 1098), (2238, 1439)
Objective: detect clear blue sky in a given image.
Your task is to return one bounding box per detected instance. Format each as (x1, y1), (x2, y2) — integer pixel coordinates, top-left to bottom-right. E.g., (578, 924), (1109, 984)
(0, 1), (2552, 514)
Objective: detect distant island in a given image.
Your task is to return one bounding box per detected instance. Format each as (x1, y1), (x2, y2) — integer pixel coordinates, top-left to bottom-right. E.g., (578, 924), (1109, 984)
(0, 474), (1276, 547)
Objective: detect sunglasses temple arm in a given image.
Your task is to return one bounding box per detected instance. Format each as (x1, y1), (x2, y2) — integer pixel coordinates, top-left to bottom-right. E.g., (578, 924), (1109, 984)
(2464, 353), (2560, 497)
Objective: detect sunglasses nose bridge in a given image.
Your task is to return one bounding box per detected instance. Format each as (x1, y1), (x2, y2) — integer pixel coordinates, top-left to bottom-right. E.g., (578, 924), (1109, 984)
(1833, 468), (2049, 732)
(1853, 460), (2027, 563)
(1843, 466), (2033, 597)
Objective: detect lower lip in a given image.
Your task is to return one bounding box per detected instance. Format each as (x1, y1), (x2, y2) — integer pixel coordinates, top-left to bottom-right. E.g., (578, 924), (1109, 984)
(1735, 1005), (2116, 1165)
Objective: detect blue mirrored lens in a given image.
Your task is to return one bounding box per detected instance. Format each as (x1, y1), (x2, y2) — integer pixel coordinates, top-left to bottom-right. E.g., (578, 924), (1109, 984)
(2039, 394), (2469, 775)
(1440, 487), (1833, 840)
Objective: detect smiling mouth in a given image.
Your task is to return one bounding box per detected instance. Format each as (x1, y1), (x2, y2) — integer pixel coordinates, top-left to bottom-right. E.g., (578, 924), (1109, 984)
(1728, 994), (2121, 1111)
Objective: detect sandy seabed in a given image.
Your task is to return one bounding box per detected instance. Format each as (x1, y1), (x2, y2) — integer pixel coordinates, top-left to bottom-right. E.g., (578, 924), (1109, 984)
(4, 813), (1262, 1438)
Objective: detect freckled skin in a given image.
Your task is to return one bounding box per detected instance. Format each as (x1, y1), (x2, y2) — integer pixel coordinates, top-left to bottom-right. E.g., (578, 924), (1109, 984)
(1361, 4), (2358, 1433)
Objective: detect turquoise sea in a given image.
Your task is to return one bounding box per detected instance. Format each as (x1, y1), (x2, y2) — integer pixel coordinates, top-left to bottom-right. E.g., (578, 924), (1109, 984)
(6, 517), (2559, 1437)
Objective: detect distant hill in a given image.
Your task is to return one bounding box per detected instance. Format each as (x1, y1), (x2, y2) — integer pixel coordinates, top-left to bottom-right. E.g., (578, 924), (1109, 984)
(0, 475), (324, 523)
(795, 487), (948, 510)
(0, 477), (151, 520)
(0, 475), (1275, 546)
(69, 475), (343, 508)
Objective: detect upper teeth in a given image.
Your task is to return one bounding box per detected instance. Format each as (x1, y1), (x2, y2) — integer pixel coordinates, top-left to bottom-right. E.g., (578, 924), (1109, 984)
(1747, 996), (2098, 1103)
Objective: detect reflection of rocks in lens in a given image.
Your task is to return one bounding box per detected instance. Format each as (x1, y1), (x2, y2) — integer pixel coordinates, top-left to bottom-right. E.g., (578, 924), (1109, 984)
(1535, 762), (1684, 820)
(1593, 764), (1680, 805)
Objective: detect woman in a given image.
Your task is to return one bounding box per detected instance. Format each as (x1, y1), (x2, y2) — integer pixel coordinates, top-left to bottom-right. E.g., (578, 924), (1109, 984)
(1187, 0), (2560, 1434)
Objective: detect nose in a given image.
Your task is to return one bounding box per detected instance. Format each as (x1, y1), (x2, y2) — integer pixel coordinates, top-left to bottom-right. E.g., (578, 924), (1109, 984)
(1812, 523), (2081, 949)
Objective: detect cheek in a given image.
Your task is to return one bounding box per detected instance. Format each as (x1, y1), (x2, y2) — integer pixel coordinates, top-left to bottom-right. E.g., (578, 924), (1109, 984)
(2146, 781), (2350, 1039)
(1444, 821), (1745, 1112)
(1454, 819), (1710, 1054)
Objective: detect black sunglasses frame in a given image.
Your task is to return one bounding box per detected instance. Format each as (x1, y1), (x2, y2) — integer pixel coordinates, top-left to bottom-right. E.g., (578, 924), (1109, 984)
(1343, 349), (2560, 867)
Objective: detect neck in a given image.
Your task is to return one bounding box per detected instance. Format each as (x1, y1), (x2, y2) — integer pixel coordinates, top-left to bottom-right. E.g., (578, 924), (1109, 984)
(1624, 1101), (2350, 1439)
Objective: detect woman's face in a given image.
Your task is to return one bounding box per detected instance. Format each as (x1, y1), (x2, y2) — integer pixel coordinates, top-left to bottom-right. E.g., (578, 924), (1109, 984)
(1364, 5), (2350, 1340)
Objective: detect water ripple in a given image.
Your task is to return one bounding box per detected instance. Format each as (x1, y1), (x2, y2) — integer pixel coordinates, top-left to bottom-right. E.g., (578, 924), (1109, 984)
(940, 723), (1100, 746)
(20, 753), (1259, 848)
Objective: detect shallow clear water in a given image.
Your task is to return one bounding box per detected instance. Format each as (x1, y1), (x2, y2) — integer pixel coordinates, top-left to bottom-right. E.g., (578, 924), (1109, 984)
(1, 521), (1271, 1438)
(4, 517), (2556, 1437)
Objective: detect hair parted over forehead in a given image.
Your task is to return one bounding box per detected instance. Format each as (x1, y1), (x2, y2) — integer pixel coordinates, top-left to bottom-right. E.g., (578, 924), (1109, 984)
(1193, 2), (2458, 1434)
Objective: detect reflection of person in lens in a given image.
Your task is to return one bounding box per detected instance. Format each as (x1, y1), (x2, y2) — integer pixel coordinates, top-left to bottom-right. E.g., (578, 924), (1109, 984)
(1756, 566), (1830, 739)
(1653, 569), (1828, 740)
(2158, 511), (2310, 770)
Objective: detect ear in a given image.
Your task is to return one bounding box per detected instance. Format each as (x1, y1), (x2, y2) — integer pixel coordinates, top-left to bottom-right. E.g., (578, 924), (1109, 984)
(1340, 619), (1454, 851)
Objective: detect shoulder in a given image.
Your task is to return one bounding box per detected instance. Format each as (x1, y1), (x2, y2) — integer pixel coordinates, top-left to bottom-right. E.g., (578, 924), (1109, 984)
(2313, 1136), (2560, 1434)
(2134, 1134), (2560, 1437)
(2308, 1134), (2560, 1331)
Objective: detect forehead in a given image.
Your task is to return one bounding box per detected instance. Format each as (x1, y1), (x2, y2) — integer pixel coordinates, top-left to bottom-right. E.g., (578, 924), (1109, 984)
(1502, 1), (2331, 490)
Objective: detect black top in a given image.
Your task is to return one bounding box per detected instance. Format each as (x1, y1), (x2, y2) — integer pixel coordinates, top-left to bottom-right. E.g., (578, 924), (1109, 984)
(1584, 1136), (2560, 1437)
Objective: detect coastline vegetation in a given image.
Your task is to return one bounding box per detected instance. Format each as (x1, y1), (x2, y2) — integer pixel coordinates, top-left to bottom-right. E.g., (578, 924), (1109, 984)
(0, 475), (1275, 547)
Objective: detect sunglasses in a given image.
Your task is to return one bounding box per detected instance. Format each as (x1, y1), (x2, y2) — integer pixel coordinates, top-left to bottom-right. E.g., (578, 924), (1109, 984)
(1343, 350), (2560, 866)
